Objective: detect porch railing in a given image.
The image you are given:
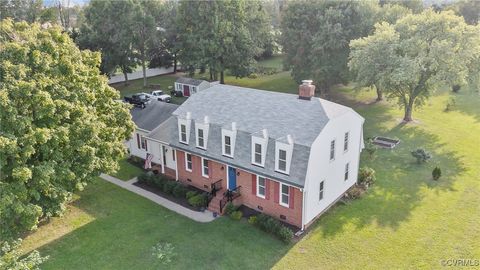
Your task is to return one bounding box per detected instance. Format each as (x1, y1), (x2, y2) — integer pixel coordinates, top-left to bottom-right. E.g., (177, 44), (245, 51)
(220, 186), (242, 213)
(210, 179), (223, 197)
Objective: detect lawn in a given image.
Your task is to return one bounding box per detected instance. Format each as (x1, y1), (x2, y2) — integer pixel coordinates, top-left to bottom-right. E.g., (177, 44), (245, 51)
(111, 158), (145, 181)
(23, 68), (480, 269)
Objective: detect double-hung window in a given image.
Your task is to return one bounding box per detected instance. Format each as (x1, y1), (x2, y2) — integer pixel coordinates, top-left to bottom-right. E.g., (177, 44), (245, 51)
(140, 136), (147, 150)
(180, 124), (187, 143)
(280, 184), (290, 207)
(344, 163), (349, 181)
(254, 143), (262, 165)
(278, 149), (287, 172)
(197, 128), (205, 148)
(201, 158), (209, 177)
(185, 153), (192, 172)
(257, 176), (266, 198)
(224, 136), (232, 156)
(344, 132), (349, 152)
(330, 140), (335, 161)
(319, 181), (324, 201)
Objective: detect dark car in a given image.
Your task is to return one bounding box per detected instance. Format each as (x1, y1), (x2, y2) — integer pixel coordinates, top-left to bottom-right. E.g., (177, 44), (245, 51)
(124, 94), (150, 108)
(170, 89), (183, 97)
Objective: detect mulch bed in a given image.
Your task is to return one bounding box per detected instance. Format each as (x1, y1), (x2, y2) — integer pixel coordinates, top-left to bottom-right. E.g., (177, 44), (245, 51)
(133, 181), (206, 212)
(237, 205), (301, 233)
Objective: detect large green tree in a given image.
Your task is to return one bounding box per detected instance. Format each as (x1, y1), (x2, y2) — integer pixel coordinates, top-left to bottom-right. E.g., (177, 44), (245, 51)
(349, 10), (480, 121)
(177, 0), (270, 83)
(0, 19), (134, 238)
(281, 0), (377, 95)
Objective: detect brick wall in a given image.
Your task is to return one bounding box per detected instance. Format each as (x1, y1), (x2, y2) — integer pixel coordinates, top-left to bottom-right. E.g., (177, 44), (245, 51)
(177, 150), (226, 192)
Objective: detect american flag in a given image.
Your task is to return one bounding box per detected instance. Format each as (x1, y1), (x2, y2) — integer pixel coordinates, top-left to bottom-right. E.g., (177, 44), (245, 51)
(144, 153), (154, 169)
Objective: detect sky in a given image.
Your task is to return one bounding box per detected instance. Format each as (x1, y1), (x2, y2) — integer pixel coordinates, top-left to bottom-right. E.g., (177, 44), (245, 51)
(43, 0), (90, 7)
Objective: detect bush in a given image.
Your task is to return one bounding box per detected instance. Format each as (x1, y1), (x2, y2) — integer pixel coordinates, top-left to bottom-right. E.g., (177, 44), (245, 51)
(224, 202), (237, 215)
(365, 140), (377, 159)
(432, 167), (442, 180)
(248, 73), (258, 79)
(152, 176), (165, 189)
(137, 172), (150, 183)
(172, 184), (187, 198)
(163, 181), (177, 195)
(358, 167), (376, 186)
(230, 211), (243, 220)
(411, 148), (432, 164)
(277, 226), (294, 243)
(248, 216), (257, 225)
(452, 84), (461, 93)
(188, 194), (207, 208)
(444, 97), (457, 112)
(186, 191), (198, 200)
(346, 185), (365, 199)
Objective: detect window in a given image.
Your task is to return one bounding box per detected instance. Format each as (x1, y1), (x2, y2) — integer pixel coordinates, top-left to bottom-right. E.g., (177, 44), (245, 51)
(180, 124), (187, 143)
(280, 184), (290, 207)
(201, 158), (209, 177)
(172, 149), (175, 161)
(319, 181), (324, 201)
(344, 163), (349, 181)
(330, 140), (335, 160)
(185, 153), (192, 172)
(192, 86), (197, 93)
(257, 176), (266, 198)
(140, 136), (147, 150)
(162, 146), (167, 165)
(278, 149), (287, 172)
(254, 143), (262, 165)
(344, 132), (349, 152)
(224, 135), (231, 156)
(197, 128), (205, 148)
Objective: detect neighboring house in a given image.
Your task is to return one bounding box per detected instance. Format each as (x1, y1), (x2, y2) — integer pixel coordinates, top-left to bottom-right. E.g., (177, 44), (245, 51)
(127, 81), (365, 230)
(174, 77), (211, 97)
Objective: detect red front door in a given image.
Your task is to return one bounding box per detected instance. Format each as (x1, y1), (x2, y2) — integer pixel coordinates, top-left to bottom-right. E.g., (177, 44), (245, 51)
(183, 85), (190, 96)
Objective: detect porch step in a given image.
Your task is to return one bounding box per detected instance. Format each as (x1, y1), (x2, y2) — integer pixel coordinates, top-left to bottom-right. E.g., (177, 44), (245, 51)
(208, 191), (224, 214)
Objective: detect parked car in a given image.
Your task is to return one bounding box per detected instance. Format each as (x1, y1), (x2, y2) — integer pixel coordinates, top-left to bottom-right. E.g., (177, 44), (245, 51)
(124, 94), (150, 108)
(170, 89), (183, 97)
(150, 90), (172, 103)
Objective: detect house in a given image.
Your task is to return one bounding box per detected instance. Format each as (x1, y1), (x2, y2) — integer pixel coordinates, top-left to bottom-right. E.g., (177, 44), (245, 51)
(128, 80), (365, 230)
(174, 77), (212, 97)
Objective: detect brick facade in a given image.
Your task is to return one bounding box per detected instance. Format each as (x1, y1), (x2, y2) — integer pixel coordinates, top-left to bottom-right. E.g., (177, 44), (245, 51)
(176, 150), (303, 228)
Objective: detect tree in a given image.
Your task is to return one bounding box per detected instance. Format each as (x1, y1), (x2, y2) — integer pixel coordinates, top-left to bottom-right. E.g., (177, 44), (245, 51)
(455, 0), (480, 25)
(0, 0), (43, 23)
(78, 0), (137, 83)
(349, 10), (480, 121)
(0, 239), (48, 269)
(0, 19), (134, 238)
(281, 0), (377, 96)
(177, 0), (267, 84)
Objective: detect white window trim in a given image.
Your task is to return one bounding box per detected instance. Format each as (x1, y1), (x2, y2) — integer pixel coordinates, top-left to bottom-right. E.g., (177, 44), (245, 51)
(221, 128), (236, 157)
(197, 128), (205, 148)
(251, 135), (268, 167)
(140, 135), (147, 150)
(201, 157), (209, 178)
(185, 152), (192, 172)
(344, 132), (349, 153)
(256, 175), (266, 199)
(330, 139), (336, 161)
(345, 162), (349, 181)
(275, 141), (293, 174)
(279, 183), (290, 208)
(178, 117), (192, 145)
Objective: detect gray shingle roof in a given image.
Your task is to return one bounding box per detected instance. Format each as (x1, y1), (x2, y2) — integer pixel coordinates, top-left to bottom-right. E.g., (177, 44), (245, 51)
(130, 102), (179, 131)
(175, 77), (206, 86)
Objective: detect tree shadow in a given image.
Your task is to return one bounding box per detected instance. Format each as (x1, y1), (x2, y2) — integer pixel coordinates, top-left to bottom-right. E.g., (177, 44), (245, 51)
(312, 97), (466, 238)
(450, 90), (480, 123)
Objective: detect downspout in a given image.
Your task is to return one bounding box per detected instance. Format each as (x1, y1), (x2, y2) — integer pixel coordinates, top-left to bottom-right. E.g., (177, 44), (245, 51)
(174, 148), (179, 181)
(160, 144), (165, 174)
(301, 188), (307, 231)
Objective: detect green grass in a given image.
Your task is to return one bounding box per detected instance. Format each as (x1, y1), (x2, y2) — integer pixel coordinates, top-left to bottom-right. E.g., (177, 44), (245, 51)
(24, 68), (480, 269)
(111, 158), (144, 181)
(22, 178), (289, 269)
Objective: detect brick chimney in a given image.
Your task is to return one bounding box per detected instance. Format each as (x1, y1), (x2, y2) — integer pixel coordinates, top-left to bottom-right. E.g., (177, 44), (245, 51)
(298, 80), (315, 100)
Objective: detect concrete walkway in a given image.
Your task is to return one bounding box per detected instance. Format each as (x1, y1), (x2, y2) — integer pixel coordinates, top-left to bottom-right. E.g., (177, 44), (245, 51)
(100, 173), (216, 223)
(108, 67), (174, 84)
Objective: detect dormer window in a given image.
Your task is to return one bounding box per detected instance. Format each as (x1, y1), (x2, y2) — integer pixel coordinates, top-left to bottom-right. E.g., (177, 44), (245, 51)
(197, 129), (204, 147)
(195, 116), (209, 150)
(221, 123), (237, 158)
(224, 136), (232, 156)
(251, 130), (268, 167)
(180, 124), (187, 143)
(178, 113), (192, 144)
(275, 136), (293, 174)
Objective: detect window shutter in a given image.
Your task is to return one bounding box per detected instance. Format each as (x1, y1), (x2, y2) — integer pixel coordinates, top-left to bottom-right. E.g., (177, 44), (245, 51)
(136, 134), (140, 149)
(273, 182), (279, 203)
(265, 179), (271, 200)
(289, 186), (295, 209)
(251, 174), (256, 195)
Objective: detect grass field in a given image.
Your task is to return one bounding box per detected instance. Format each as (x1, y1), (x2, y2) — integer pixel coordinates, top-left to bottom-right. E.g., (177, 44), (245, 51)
(23, 58), (480, 269)
(111, 158), (144, 181)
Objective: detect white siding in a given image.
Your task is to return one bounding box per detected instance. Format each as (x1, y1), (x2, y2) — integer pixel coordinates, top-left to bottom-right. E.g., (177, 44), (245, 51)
(128, 130), (149, 160)
(302, 111), (364, 227)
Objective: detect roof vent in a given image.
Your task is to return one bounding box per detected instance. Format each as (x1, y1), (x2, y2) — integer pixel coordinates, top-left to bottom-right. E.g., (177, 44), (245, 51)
(204, 116), (209, 124)
(299, 80), (315, 100)
(287, 134), (294, 145)
(231, 122), (237, 131)
(262, 129), (268, 139)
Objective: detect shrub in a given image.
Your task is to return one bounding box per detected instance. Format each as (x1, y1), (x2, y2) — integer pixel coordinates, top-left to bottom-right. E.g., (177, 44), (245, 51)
(452, 84), (461, 93)
(432, 167), (442, 180)
(172, 184), (187, 198)
(346, 185), (365, 199)
(277, 226), (294, 243)
(248, 73), (258, 79)
(365, 140), (377, 159)
(186, 191), (198, 200)
(151, 242), (176, 265)
(163, 181), (177, 195)
(188, 194), (207, 208)
(248, 216), (257, 225)
(230, 211), (243, 220)
(152, 176), (165, 189)
(137, 172), (150, 183)
(411, 148), (432, 164)
(444, 97), (457, 112)
(358, 167), (376, 186)
(224, 202), (237, 215)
